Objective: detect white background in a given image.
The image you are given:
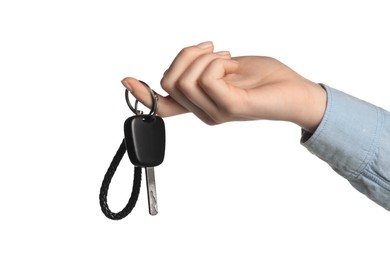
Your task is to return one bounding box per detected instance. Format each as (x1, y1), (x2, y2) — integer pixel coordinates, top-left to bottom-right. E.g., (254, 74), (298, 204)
(1, 0), (389, 259)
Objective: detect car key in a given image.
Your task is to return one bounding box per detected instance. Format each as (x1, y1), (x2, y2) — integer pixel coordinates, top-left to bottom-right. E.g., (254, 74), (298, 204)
(145, 167), (158, 215)
(99, 81), (166, 219)
(124, 114), (165, 215)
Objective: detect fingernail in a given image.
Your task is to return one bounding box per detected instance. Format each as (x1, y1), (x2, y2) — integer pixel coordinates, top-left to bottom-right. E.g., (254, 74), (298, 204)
(196, 41), (213, 49)
(215, 51), (230, 56)
(121, 78), (133, 92)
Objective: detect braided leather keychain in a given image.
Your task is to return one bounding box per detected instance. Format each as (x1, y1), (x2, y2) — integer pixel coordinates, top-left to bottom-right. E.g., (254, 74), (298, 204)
(99, 140), (142, 220)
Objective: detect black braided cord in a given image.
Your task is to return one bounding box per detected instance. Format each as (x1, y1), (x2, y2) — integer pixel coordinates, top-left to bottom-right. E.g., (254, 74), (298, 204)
(99, 139), (142, 220)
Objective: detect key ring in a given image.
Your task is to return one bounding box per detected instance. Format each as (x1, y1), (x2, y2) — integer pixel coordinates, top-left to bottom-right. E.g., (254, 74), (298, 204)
(125, 80), (158, 118)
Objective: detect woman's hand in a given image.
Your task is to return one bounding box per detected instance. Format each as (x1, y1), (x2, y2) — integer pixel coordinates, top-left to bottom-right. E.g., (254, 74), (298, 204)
(122, 41), (326, 132)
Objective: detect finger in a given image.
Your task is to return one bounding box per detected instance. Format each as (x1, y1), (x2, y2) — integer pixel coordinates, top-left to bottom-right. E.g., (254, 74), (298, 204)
(160, 41), (223, 125)
(199, 59), (244, 120)
(161, 41), (214, 93)
(177, 51), (232, 119)
(121, 77), (188, 117)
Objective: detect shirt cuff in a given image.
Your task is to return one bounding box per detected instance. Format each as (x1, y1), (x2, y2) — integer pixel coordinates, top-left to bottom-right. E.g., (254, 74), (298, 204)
(301, 84), (390, 210)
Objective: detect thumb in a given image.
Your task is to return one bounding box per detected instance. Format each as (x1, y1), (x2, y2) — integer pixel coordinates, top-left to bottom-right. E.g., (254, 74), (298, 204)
(121, 77), (188, 117)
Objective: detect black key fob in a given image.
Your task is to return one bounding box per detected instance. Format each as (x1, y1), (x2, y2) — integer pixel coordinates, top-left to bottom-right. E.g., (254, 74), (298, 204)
(124, 115), (166, 167)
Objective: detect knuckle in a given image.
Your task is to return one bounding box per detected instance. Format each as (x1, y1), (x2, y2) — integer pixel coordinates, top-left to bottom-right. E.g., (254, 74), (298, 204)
(177, 77), (192, 92)
(178, 46), (197, 59)
(209, 57), (225, 68)
(160, 76), (173, 92)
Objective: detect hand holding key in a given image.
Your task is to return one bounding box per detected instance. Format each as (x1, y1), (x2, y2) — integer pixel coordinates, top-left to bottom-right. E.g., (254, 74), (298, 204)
(122, 41), (327, 133)
(119, 42), (390, 213)
(108, 41), (327, 218)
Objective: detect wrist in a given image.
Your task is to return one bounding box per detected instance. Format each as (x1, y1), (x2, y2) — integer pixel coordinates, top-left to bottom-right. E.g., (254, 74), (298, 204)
(294, 81), (327, 133)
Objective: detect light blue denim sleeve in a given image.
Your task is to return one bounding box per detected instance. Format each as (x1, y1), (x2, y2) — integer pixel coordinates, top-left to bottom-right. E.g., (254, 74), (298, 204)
(301, 85), (390, 211)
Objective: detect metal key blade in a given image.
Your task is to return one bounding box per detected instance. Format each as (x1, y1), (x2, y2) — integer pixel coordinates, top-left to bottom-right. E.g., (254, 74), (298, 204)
(145, 167), (158, 215)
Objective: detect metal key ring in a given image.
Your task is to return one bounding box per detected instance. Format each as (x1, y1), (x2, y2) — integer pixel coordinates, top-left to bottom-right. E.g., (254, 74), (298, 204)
(125, 80), (158, 118)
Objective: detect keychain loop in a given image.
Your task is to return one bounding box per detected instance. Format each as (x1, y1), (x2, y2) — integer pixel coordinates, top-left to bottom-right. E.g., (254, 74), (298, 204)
(125, 80), (158, 118)
(99, 139), (142, 220)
